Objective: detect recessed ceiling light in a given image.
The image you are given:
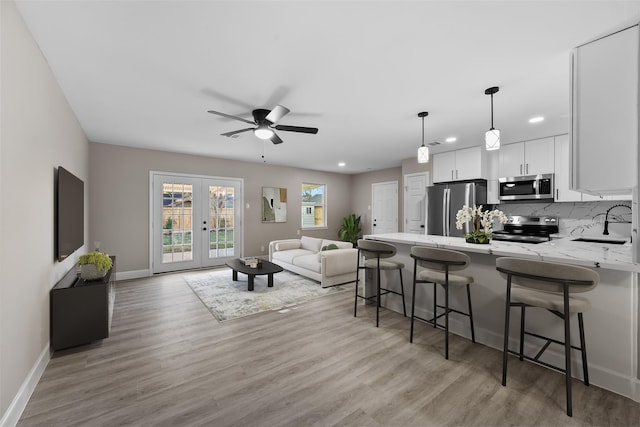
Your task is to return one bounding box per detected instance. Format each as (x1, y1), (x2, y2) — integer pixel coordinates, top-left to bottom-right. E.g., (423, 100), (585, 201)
(445, 137), (457, 143)
(338, 162), (346, 167)
(529, 116), (544, 123)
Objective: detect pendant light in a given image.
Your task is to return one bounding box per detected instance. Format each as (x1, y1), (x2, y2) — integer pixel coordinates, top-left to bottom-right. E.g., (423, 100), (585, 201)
(484, 86), (500, 151)
(417, 111), (429, 163)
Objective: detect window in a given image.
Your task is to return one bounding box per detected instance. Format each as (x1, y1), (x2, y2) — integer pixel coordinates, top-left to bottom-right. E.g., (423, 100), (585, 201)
(301, 183), (326, 228)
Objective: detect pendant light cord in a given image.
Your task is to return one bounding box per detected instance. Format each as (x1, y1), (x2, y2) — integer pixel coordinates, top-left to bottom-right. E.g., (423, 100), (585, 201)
(490, 93), (494, 130)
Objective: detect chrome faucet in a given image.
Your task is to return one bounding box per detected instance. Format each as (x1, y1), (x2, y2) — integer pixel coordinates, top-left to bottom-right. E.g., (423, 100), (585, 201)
(602, 204), (632, 236)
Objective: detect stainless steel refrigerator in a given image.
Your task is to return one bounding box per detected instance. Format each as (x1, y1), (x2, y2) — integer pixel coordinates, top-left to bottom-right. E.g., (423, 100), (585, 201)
(426, 180), (487, 237)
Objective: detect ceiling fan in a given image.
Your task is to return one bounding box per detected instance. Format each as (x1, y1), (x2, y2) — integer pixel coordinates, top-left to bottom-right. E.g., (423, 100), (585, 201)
(207, 105), (318, 144)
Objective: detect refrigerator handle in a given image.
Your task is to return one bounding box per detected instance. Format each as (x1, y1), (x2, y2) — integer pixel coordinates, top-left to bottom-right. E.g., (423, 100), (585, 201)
(464, 183), (476, 235)
(443, 188), (450, 236)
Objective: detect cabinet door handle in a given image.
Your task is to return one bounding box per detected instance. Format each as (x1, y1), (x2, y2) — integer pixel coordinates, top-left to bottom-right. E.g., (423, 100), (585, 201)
(526, 164), (529, 174)
(456, 170), (459, 179)
(451, 170), (454, 180)
(520, 164), (523, 175)
(556, 189), (559, 199)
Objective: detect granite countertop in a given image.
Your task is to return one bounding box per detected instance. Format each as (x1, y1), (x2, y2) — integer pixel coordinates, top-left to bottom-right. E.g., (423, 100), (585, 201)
(364, 233), (639, 273)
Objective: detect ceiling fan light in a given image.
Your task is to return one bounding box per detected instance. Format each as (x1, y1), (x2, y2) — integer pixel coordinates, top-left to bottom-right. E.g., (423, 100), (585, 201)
(485, 128), (501, 151)
(254, 126), (274, 140)
(417, 144), (429, 163)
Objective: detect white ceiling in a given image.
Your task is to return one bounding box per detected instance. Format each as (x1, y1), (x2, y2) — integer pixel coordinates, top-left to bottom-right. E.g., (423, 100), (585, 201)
(15, 0), (640, 174)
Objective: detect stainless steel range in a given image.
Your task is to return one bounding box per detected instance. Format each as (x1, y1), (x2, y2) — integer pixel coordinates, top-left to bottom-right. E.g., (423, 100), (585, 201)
(491, 215), (559, 244)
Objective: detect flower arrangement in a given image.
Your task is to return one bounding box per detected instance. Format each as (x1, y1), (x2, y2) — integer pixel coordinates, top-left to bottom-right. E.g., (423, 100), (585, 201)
(456, 205), (508, 244)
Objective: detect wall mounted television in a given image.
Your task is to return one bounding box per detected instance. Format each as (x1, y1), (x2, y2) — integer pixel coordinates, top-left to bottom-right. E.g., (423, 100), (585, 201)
(55, 166), (84, 261)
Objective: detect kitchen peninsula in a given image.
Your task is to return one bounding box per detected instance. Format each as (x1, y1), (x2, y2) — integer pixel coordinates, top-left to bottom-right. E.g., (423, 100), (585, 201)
(363, 233), (640, 402)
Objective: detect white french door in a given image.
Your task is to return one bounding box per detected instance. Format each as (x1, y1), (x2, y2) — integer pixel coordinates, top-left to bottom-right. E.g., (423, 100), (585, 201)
(151, 173), (243, 273)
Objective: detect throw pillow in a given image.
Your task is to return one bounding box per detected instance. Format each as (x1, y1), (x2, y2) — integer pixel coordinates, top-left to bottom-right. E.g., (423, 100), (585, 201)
(321, 244), (339, 251)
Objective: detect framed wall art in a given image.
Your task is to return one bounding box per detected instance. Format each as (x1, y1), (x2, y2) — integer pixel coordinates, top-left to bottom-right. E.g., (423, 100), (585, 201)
(262, 187), (287, 223)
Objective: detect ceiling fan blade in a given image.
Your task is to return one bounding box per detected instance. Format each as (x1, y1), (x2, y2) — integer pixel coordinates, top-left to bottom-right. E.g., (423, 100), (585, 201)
(265, 105), (290, 124)
(274, 125), (319, 134)
(207, 110), (255, 125)
(270, 133), (283, 144)
(221, 128), (254, 138)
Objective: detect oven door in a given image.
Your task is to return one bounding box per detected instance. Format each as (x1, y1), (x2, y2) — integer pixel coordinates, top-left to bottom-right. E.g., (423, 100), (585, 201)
(499, 174), (554, 201)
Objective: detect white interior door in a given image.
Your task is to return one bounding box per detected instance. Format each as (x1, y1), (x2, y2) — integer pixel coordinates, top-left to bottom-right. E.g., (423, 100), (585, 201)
(371, 181), (398, 234)
(152, 173), (242, 273)
(404, 172), (428, 234)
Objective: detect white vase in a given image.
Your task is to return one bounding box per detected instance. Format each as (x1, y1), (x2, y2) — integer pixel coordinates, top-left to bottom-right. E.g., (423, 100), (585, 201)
(80, 264), (107, 280)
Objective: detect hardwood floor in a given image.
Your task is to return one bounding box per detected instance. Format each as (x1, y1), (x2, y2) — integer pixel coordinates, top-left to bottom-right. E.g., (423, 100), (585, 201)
(19, 271), (640, 426)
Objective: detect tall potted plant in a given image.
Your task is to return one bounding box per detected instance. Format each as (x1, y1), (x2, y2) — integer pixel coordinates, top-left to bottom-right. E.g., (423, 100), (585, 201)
(339, 213), (362, 247)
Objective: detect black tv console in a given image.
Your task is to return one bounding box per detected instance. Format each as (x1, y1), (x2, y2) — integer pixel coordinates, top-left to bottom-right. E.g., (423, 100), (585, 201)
(50, 256), (115, 351)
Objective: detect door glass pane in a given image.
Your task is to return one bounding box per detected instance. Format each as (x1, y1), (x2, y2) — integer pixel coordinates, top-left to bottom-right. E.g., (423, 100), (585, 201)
(208, 185), (235, 258)
(162, 183), (193, 263)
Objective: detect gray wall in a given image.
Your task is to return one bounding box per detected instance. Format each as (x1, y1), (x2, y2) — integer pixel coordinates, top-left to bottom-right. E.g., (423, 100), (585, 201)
(349, 167), (402, 236)
(1, 1), (90, 420)
(89, 143), (353, 273)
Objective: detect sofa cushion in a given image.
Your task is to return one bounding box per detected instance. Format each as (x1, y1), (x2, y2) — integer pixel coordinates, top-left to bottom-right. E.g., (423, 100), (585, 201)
(272, 249), (314, 264)
(275, 241), (301, 251)
(321, 248), (358, 277)
(292, 254), (321, 273)
(321, 239), (353, 250)
(300, 236), (323, 252)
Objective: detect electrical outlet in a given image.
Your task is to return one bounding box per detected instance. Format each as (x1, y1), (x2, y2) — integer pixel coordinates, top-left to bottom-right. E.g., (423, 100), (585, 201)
(261, 245), (265, 252)
(297, 229), (300, 235)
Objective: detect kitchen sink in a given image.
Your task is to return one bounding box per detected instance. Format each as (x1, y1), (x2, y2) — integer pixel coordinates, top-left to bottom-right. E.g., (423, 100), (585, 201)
(572, 237), (627, 244)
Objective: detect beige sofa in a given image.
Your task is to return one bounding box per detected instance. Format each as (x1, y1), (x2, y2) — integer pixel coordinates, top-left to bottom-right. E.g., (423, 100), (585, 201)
(269, 236), (358, 287)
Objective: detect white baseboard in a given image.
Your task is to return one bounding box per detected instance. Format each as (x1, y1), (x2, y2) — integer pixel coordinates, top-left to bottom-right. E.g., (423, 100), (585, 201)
(0, 344), (50, 427)
(114, 269), (149, 281)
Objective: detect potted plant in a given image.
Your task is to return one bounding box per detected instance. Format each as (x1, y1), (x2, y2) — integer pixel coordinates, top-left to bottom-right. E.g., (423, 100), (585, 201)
(339, 213), (362, 247)
(78, 251), (113, 280)
(455, 205), (507, 244)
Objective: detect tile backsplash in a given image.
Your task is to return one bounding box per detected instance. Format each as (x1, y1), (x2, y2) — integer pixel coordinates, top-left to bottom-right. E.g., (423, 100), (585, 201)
(496, 201), (633, 238)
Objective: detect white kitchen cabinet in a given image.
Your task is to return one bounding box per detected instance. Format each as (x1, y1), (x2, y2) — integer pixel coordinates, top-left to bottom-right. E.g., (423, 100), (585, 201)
(433, 146), (485, 183)
(571, 24), (638, 195)
(499, 137), (554, 177)
(455, 147), (483, 180)
(554, 134), (582, 202)
(555, 134), (632, 202)
(432, 151), (456, 183)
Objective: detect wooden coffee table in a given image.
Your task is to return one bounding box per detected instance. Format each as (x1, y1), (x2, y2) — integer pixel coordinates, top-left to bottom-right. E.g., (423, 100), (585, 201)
(225, 258), (284, 291)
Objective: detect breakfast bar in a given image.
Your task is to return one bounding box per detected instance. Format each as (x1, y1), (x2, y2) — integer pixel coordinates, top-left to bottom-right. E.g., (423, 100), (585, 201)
(363, 233), (640, 402)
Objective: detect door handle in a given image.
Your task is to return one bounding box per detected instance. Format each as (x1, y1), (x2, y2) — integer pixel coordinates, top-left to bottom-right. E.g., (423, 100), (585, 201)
(420, 225), (425, 228)
(202, 227), (207, 231)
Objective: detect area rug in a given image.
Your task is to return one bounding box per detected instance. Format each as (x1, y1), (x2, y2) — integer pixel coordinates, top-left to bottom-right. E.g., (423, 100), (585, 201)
(184, 268), (346, 322)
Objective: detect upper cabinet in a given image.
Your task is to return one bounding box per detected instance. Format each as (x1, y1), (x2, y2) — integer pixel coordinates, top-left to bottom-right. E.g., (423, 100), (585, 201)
(499, 137), (555, 177)
(433, 146), (485, 183)
(555, 134), (631, 201)
(571, 24), (638, 195)
(554, 134), (583, 202)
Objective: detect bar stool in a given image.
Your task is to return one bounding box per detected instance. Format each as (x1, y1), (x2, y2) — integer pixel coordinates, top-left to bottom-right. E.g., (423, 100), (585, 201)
(409, 246), (475, 360)
(496, 257), (599, 417)
(354, 239), (406, 327)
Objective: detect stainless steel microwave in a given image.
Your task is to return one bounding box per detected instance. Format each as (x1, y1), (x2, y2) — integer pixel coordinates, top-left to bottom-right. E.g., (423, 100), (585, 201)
(499, 174), (554, 201)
